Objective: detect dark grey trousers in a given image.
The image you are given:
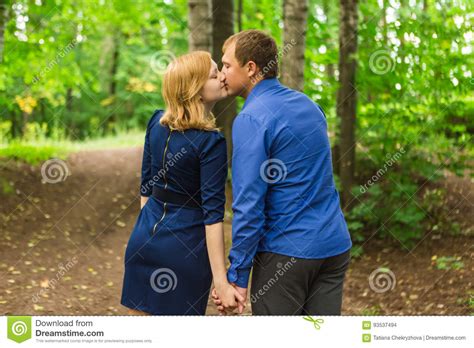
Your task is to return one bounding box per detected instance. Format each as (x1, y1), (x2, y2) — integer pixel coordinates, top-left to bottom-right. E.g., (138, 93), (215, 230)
(250, 250), (351, 315)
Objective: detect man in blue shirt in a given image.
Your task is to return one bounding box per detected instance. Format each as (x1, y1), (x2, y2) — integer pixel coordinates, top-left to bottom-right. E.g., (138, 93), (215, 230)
(212, 30), (352, 315)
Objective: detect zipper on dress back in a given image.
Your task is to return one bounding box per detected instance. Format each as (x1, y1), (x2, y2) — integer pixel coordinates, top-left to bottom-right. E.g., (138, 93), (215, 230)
(151, 129), (172, 236)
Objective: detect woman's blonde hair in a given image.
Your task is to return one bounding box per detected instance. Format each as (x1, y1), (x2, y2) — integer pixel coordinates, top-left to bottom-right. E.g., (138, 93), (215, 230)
(160, 51), (218, 131)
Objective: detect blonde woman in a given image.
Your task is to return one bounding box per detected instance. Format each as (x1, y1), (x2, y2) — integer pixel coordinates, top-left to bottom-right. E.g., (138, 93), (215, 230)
(121, 51), (244, 315)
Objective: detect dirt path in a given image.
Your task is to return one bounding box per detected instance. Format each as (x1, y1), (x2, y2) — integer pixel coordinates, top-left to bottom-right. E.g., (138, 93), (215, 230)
(0, 148), (472, 315)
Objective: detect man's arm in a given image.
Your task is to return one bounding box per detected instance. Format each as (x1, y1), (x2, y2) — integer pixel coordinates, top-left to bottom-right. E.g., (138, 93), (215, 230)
(227, 113), (271, 288)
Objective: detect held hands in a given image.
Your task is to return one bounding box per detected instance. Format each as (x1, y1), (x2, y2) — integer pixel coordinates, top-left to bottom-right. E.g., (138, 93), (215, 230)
(212, 283), (247, 315)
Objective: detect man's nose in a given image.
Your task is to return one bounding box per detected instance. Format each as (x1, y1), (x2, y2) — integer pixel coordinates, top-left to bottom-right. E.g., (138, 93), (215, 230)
(219, 71), (226, 82)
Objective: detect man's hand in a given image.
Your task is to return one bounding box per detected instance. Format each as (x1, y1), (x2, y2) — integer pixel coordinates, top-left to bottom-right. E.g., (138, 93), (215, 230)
(212, 283), (247, 315)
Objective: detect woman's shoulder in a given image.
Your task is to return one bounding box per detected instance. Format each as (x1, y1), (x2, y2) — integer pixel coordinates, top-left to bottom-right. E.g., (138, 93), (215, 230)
(147, 109), (165, 130)
(199, 128), (225, 144)
(197, 129), (226, 156)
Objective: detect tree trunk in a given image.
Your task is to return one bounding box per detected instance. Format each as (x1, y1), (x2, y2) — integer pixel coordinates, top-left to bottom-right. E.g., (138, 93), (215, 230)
(212, 0), (237, 164)
(108, 35), (120, 127)
(66, 88), (73, 112)
(337, 0), (358, 210)
(237, 0), (243, 32)
(381, 0), (388, 43)
(0, 0), (7, 64)
(322, 0), (340, 175)
(188, 0), (213, 52)
(281, 0), (308, 91)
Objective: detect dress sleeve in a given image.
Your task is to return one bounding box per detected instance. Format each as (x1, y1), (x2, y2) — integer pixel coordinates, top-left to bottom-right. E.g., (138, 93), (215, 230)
(199, 132), (228, 225)
(140, 110), (163, 197)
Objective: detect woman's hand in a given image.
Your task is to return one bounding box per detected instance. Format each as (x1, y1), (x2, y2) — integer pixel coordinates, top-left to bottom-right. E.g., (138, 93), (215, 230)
(213, 282), (245, 314)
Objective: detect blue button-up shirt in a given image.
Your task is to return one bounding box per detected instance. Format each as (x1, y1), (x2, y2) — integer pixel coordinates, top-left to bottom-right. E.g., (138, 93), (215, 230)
(227, 78), (352, 288)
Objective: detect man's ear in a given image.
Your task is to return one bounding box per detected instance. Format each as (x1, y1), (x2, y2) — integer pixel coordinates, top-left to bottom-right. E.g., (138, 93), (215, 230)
(246, 61), (259, 78)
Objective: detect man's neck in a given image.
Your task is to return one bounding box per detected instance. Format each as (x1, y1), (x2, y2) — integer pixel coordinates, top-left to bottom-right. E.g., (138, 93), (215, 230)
(241, 76), (265, 99)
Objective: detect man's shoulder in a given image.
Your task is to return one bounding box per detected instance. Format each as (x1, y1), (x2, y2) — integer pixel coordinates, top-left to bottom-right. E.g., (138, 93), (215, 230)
(235, 108), (276, 132)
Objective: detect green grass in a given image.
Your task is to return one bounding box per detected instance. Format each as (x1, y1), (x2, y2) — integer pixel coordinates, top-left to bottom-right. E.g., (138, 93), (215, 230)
(0, 131), (145, 166)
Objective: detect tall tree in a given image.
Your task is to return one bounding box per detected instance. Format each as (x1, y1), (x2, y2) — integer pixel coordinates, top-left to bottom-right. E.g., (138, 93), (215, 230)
(188, 0), (213, 51)
(237, 0), (243, 32)
(108, 34), (120, 128)
(0, 0), (7, 64)
(281, 0), (308, 91)
(212, 0), (237, 163)
(336, 0), (358, 209)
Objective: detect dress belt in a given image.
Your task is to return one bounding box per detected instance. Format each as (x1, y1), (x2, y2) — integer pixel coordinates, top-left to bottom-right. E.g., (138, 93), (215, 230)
(152, 186), (201, 209)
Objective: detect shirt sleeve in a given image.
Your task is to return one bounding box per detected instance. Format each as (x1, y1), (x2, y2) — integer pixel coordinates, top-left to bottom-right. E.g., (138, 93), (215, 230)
(227, 113), (271, 288)
(199, 132), (228, 225)
(140, 110), (162, 196)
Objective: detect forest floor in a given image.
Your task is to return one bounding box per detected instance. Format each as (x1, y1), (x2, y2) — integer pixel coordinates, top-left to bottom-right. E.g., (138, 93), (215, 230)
(0, 147), (472, 316)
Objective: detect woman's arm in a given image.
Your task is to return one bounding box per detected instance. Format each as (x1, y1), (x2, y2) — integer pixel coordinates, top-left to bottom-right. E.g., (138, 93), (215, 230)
(205, 222), (228, 288)
(205, 222), (245, 313)
(140, 196), (149, 209)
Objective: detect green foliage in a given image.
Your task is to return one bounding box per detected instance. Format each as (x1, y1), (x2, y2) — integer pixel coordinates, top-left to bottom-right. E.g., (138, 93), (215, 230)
(0, 142), (67, 165)
(0, 177), (14, 195)
(1, 0), (472, 251)
(360, 305), (381, 316)
(435, 256), (464, 270)
(335, 0), (473, 251)
(0, 131), (144, 165)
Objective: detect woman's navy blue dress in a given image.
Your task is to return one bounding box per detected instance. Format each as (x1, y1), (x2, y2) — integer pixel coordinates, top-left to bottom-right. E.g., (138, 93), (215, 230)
(121, 110), (227, 315)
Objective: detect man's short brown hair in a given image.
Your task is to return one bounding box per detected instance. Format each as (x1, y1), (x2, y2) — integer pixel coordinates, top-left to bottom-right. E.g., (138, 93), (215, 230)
(223, 29), (278, 79)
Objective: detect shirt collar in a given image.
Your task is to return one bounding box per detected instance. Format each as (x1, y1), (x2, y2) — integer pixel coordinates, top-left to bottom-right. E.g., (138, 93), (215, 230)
(242, 78), (281, 110)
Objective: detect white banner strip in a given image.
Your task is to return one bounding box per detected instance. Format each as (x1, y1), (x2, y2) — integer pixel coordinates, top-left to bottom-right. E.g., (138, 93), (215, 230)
(1, 316), (472, 347)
